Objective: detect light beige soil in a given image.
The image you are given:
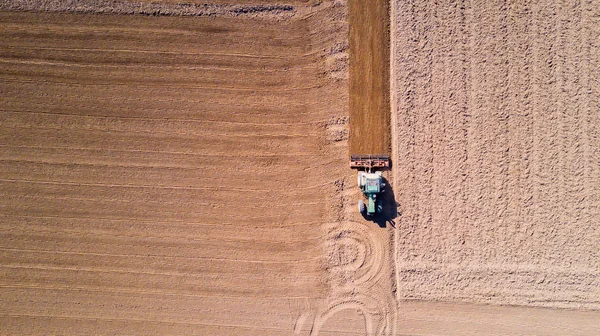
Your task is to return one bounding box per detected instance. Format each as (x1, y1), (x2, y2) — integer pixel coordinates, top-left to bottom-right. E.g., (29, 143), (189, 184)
(297, 300), (600, 335)
(396, 301), (600, 336)
(392, 0), (600, 310)
(0, 1), (303, 18)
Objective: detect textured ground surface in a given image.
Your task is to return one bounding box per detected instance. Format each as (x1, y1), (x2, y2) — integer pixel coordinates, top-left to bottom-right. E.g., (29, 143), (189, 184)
(0, 4), (353, 334)
(349, 0), (390, 154)
(1, 0), (600, 335)
(392, 0), (600, 310)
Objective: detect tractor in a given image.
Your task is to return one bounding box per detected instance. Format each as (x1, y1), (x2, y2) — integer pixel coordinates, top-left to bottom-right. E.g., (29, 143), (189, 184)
(350, 154), (390, 216)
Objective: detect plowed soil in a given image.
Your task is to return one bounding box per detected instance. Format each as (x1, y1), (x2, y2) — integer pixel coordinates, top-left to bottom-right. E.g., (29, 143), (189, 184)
(392, 0), (600, 315)
(348, 0), (390, 155)
(0, 4), (352, 334)
(2, 0), (600, 335)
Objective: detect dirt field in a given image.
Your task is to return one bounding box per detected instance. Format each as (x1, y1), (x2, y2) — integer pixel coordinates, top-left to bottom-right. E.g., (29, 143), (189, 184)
(2, 0), (600, 335)
(0, 3), (353, 334)
(393, 0), (600, 311)
(348, 0), (390, 154)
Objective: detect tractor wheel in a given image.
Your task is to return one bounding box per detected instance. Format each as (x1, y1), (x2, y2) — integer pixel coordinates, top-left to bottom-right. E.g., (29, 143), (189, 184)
(358, 199), (366, 214)
(376, 199), (383, 213)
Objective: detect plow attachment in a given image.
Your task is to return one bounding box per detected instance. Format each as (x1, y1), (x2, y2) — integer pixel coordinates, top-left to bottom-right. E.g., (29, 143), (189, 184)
(350, 154), (390, 170)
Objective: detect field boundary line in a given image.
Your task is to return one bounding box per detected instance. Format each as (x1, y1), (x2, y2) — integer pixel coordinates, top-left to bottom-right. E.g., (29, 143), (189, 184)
(389, 0), (400, 311)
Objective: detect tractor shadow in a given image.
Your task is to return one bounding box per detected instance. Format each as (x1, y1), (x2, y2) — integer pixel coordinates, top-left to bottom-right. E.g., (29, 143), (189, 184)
(360, 177), (399, 228)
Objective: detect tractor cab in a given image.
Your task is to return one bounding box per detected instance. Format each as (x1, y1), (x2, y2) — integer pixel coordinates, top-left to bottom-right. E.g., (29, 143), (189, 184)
(363, 175), (381, 193)
(350, 154), (390, 216)
(357, 171), (384, 215)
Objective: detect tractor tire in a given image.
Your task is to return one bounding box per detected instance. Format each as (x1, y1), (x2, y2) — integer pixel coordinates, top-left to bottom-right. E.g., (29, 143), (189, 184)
(358, 199), (366, 214)
(376, 199), (383, 213)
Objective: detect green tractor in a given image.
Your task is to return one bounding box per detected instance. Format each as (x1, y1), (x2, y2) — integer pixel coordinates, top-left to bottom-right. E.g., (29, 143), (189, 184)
(350, 154), (390, 216)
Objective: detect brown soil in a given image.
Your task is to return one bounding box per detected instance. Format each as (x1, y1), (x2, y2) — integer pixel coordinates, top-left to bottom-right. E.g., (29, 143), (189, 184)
(0, 5), (351, 334)
(348, 0), (390, 155)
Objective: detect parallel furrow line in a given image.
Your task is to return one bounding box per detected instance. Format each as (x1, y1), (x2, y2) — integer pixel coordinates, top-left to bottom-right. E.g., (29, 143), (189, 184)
(0, 58), (317, 72)
(0, 145), (327, 157)
(0, 78), (325, 92)
(0, 214), (323, 227)
(0, 109), (328, 125)
(0, 124), (314, 138)
(0, 284), (319, 299)
(0, 45), (323, 59)
(0, 229), (328, 243)
(0, 247), (321, 263)
(0, 313), (294, 330)
(0, 178), (331, 191)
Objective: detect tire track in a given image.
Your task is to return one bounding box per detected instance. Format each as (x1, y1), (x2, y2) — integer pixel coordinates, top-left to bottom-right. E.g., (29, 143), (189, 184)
(310, 294), (394, 336)
(326, 222), (385, 288)
(308, 189), (396, 335)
